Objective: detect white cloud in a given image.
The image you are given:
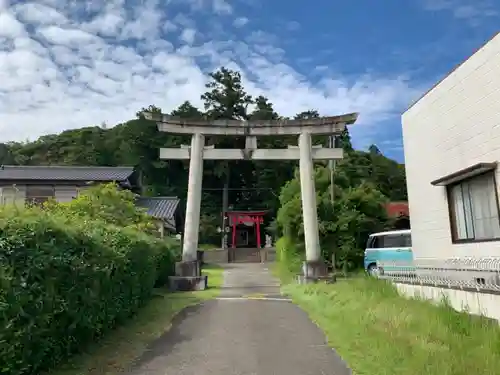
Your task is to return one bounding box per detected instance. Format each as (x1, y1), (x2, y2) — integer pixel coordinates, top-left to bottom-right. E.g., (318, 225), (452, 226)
(212, 0), (232, 14)
(233, 17), (249, 28)
(171, 0), (232, 15)
(0, 0), (420, 144)
(38, 26), (98, 45)
(120, 0), (163, 40)
(421, 0), (498, 24)
(13, 2), (69, 26)
(180, 28), (197, 45)
(0, 10), (26, 38)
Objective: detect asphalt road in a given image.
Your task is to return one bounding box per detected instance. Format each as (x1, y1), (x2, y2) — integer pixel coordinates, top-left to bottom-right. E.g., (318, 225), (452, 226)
(129, 263), (351, 375)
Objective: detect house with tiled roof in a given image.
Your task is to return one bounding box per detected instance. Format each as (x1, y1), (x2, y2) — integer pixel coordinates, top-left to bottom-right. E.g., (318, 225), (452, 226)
(136, 196), (183, 236)
(0, 165), (182, 236)
(0, 165), (139, 205)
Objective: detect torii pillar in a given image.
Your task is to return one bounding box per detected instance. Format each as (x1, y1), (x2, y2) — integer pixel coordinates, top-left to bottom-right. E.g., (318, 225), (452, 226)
(145, 113), (358, 290)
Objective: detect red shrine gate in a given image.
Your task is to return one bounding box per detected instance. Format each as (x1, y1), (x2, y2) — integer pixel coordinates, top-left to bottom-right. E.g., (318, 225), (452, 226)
(225, 211), (267, 262)
(226, 211), (266, 248)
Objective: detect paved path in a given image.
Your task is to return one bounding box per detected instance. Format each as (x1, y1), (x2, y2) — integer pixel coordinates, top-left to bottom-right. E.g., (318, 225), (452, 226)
(129, 263), (351, 375)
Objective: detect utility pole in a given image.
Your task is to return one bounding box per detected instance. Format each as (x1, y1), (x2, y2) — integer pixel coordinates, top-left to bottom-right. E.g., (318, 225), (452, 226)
(328, 135), (336, 204)
(329, 135), (336, 277)
(221, 165), (229, 249)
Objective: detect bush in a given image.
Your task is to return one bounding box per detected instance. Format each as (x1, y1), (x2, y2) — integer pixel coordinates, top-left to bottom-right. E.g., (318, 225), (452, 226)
(0, 185), (179, 375)
(275, 237), (303, 282)
(276, 165), (390, 271)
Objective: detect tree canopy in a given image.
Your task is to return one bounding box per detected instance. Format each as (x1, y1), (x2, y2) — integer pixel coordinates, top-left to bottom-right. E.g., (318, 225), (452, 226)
(0, 67), (407, 257)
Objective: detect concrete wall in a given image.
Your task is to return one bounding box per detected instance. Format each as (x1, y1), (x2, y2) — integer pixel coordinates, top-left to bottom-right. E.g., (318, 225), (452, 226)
(396, 283), (500, 322)
(202, 249), (229, 264)
(201, 248), (276, 264)
(402, 33), (500, 259)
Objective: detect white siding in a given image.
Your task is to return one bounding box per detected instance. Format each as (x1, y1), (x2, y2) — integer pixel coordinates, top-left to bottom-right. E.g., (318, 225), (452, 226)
(0, 185), (80, 205)
(55, 186), (78, 203)
(402, 33), (500, 259)
(0, 185), (27, 206)
(76, 185), (90, 195)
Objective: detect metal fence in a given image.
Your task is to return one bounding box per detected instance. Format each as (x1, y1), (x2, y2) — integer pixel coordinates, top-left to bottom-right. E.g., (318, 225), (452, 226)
(378, 257), (500, 293)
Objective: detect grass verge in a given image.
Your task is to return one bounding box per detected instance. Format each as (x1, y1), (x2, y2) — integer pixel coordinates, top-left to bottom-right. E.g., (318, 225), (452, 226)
(49, 264), (224, 375)
(281, 277), (500, 375)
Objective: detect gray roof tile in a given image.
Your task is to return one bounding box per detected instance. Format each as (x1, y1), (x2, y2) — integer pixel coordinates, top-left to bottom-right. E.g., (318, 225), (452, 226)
(0, 165), (135, 182)
(136, 196), (180, 220)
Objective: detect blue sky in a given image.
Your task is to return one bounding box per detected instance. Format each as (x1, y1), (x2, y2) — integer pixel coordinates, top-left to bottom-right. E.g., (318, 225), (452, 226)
(0, 0), (498, 162)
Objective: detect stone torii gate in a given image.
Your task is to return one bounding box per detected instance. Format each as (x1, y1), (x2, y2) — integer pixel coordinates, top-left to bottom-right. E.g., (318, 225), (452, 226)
(145, 112), (358, 290)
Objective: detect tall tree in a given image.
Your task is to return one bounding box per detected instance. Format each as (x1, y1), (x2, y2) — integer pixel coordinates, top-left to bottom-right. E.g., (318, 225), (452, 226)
(368, 144), (382, 155)
(294, 110), (319, 119)
(0, 143), (15, 165)
(136, 104), (162, 119)
(170, 101), (204, 119)
(250, 96), (294, 213)
(250, 96), (279, 121)
(200, 68), (253, 213)
(201, 67), (253, 120)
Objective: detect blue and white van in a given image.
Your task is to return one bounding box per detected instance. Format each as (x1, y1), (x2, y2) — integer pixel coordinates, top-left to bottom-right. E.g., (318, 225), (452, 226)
(364, 229), (413, 276)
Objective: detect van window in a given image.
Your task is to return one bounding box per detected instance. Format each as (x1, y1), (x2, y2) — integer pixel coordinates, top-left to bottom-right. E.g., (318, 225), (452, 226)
(367, 236), (381, 248)
(402, 234), (412, 247)
(381, 234), (404, 248)
(366, 237), (375, 248)
(368, 233), (411, 249)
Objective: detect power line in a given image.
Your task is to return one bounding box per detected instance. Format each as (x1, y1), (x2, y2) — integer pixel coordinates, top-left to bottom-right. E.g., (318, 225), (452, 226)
(175, 187), (276, 191)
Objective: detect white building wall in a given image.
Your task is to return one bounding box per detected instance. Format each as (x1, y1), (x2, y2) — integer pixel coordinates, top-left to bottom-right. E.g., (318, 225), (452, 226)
(0, 185), (80, 205)
(54, 186), (78, 203)
(402, 32), (500, 259)
(0, 186), (26, 206)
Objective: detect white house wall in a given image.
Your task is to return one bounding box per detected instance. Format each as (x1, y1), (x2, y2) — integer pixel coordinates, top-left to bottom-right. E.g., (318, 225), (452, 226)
(54, 186), (78, 203)
(402, 33), (500, 259)
(0, 185), (81, 205)
(396, 283), (500, 323)
(0, 186), (26, 206)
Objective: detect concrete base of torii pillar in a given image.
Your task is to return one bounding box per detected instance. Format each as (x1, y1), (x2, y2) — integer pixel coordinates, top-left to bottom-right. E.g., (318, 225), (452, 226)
(168, 260), (208, 292)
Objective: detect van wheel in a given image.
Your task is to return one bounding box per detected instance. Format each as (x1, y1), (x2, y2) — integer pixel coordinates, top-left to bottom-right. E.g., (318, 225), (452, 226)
(367, 264), (380, 277)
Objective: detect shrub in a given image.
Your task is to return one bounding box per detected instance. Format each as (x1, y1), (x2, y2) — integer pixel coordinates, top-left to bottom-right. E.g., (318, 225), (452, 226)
(276, 166), (390, 271)
(46, 183), (157, 234)
(275, 236), (303, 282)
(0, 185), (179, 375)
(154, 237), (179, 287)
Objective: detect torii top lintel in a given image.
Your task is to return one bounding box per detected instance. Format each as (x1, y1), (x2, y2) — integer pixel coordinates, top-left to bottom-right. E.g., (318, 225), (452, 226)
(144, 112), (358, 136)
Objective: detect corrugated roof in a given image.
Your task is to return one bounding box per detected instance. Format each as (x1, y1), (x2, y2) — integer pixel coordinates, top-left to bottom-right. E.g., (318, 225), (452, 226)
(0, 165), (135, 181)
(136, 196), (180, 220)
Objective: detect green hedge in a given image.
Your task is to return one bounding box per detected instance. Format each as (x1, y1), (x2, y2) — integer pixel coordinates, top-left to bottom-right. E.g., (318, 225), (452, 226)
(0, 207), (178, 375)
(275, 237), (303, 282)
